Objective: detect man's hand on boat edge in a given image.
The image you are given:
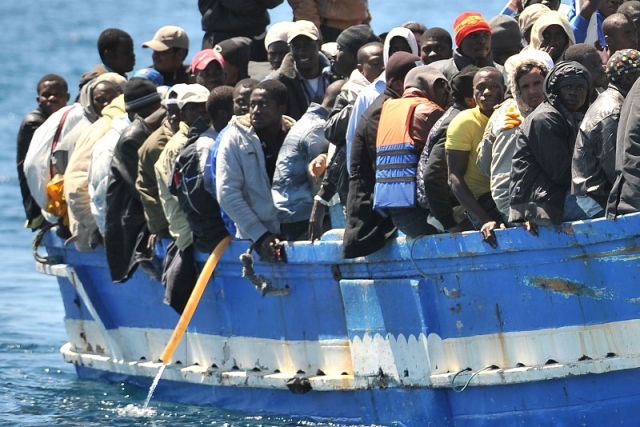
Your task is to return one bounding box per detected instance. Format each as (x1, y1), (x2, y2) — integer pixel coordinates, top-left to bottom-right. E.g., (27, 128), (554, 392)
(480, 221), (506, 249)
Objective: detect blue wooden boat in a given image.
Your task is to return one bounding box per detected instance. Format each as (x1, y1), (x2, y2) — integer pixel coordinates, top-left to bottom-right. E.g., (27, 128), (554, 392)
(37, 213), (640, 426)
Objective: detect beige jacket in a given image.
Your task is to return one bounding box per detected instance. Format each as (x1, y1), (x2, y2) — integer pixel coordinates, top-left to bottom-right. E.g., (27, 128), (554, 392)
(154, 121), (192, 250)
(65, 95), (126, 251)
(287, 0), (370, 31)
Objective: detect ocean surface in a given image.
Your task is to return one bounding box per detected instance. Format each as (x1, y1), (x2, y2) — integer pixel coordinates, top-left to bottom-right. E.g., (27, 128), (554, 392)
(0, 1), (566, 426)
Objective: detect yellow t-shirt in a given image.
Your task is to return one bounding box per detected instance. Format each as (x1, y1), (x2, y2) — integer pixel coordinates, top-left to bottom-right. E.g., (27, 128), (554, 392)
(445, 106), (490, 199)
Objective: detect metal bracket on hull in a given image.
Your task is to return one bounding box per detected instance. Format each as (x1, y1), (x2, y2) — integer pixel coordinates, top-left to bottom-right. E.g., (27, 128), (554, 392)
(240, 251), (290, 297)
(36, 262), (124, 361)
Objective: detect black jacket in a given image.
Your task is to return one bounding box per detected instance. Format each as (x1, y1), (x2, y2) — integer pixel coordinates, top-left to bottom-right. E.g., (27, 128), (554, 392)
(199, 0), (283, 37)
(104, 116), (153, 283)
(417, 104), (465, 230)
(607, 78), (640, 217)
(16, 107), (47, 221)
(343, 87), (399, 259)
(316, 92), (351, 205)
(170, 120), (230, 253)
(155, 64), (191, 87)
(510, 61), (591, 225)
(509, 102), (580, 224)
(275, 52), (334, 120)
(430, 50), (505, 82)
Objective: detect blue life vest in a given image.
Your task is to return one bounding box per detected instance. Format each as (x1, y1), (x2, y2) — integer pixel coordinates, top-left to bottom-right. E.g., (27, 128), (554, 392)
(373, 97), (423, 209)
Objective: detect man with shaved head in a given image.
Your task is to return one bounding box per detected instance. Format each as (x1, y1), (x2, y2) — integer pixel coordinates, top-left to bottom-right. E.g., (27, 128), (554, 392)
(604, 12), (639, 54)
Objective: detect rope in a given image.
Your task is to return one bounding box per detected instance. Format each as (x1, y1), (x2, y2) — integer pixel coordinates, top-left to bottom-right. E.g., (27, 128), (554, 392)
(239, 249), (290, 297)
(409, 237), (438, 280)
(451, 365), (497, 393)
(32, 223), (63, 265)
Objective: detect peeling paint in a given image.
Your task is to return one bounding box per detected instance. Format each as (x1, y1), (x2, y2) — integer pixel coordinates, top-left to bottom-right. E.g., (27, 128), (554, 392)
(626, 298), (640, 304)
(456, 320), (464, 333)
(526, 277), (609, 299)
(442, 287), (460, 298)
(572, 245), (640, 261)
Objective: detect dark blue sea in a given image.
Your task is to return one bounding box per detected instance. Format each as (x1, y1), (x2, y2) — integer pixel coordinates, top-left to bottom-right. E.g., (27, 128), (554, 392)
(0, 1), (556, 425)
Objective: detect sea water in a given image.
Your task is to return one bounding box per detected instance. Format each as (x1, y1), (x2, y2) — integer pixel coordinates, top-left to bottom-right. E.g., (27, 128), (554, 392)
(0, 1), (564, 425)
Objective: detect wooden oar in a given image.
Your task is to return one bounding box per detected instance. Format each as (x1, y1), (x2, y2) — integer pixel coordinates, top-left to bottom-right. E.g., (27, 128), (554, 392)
(160, 236), (232, 364)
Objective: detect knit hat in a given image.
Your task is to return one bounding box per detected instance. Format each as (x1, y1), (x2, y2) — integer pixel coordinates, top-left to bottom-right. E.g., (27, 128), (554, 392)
(385, 51), (423, 82)
(453, 12), (492, 47)
(489, 15), (522, 50)
(450, 66), (478, 102)
(124, 78), (162, 112)
(606, 49), (640, 82)
(132, 68), (165, 87)
(336, 24), (380, 55)
(265, 21), (293, 49)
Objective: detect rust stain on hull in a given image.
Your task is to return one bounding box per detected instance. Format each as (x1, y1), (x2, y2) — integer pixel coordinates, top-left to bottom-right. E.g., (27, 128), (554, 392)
(527, 277), (604, 298)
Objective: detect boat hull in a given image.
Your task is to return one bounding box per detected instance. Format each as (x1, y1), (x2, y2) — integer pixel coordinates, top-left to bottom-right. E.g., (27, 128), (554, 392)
(39, 214), (640, 425)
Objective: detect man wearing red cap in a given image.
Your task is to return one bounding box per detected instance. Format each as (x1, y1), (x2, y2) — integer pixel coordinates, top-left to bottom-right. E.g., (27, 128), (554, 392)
(191, 49), (226, 91)
(431, 12), (505, 82)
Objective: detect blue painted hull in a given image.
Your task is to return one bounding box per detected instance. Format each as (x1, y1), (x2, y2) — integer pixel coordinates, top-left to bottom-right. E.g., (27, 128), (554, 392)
(40, 214), (640, 426)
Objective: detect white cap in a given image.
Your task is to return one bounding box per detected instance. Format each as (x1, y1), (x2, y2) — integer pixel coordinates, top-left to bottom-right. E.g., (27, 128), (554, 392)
(176, 84), (210, 110)
(265, 21), (293, 49)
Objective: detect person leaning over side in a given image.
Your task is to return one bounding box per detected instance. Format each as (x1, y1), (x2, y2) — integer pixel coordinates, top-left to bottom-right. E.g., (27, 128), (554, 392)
(216, 80), (295, 262)
(510, 61), (593, 227)
(573, 49), (640, 218)
(143, 25), (191, 86)
(16, 74), (69, 230)
(446, 66), (506, 248)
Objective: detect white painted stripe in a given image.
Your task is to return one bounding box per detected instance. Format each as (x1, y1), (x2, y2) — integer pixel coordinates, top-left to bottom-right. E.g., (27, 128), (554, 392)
(64, 319), (353, 376)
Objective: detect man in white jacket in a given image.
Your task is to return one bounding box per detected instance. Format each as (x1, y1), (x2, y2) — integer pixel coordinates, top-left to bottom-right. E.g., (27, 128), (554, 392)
(216, 79), (295, 261)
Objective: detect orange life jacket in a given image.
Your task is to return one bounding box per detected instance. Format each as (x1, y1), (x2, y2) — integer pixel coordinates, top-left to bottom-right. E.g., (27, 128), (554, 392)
(373, 97), (423, 209)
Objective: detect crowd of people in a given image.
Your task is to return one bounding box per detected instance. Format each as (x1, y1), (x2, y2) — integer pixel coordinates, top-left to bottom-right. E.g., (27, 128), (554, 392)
(16, 0), (640, 312)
